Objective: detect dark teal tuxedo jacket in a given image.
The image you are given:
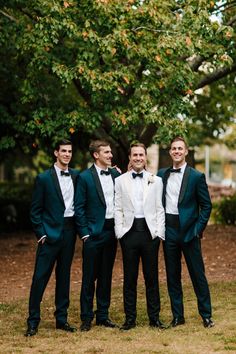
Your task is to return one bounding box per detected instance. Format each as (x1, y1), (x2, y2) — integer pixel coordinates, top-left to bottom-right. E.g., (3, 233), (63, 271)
(158, 165), (212, 242)
(30, 166), (79, 243)
(75, 164), (120, 238)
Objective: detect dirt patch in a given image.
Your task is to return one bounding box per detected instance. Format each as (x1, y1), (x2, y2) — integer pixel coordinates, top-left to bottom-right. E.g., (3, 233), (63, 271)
(0, 224), (236, 302)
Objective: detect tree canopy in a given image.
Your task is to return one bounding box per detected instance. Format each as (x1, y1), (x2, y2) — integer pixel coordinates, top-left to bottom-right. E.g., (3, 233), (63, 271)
(0, 0), (236, 167)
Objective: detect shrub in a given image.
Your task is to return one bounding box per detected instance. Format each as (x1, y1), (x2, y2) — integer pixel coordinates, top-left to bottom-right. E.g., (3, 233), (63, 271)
(212, 194), (236, 225)
(0, 182), (33, 232)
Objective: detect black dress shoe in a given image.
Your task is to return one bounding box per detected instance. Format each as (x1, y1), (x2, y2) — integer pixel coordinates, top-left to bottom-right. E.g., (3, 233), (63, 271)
(170, 317), (185, 327)
(120, 320), (136, 331)
(96, 319), (118, 328)
(80, 320), (92, 332)
(203, 318), (214, 328)
(56, 322), (77, 332)
(149, 319), (166, 329)
(24, 326), (38, 337)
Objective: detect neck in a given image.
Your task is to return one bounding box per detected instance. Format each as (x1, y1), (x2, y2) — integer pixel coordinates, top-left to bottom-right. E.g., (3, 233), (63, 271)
(95, 162), (109, 170)
(55, 162), (68, 171)
(173, 162), (185, 169)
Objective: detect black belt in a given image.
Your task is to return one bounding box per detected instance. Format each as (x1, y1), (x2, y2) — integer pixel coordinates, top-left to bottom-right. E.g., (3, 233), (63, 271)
(165, 213), (180, 229)
(131, 218), (148, 232)
(63, 216), (75, 228)
(103, 218), (114, 230)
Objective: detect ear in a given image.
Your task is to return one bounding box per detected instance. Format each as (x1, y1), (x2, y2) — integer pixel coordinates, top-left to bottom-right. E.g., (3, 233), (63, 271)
(185, 149), (188, 156)
(54, 150), (58, 158)
(93, 151), (99, 160)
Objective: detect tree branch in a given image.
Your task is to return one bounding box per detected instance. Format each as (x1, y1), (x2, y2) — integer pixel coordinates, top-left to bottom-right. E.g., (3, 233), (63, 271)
(196, 63), (236, 89)
(0, 10), (18, 22)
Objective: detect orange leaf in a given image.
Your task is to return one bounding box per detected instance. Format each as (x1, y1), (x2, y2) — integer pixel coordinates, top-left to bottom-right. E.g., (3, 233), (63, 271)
(185, 36), (192, 46)
(111, 47), (117, 56)
(64, 1), (70, 8)
(185, 89), (193, 95)
(166, 49), (172, 55)
(118, 87), (125, 94)
(155, 55), (161, 62)
(120, 115), (127, 125)
(69, 127), (75, 134)
(123, 76), (130, 84)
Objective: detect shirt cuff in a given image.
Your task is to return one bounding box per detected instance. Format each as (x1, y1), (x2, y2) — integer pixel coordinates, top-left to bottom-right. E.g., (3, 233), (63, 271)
(38, 235), (47, 243)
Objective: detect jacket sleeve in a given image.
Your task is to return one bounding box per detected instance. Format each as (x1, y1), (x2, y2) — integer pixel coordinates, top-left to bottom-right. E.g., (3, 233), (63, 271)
(114, 177), (124, 239)
(30, 175), (46, 240)
(195, 173), (212, 235)
(74, 174), (90, 238)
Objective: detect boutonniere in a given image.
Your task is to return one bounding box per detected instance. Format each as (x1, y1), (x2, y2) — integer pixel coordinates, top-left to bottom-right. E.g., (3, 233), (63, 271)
(148, 174), (155, 185)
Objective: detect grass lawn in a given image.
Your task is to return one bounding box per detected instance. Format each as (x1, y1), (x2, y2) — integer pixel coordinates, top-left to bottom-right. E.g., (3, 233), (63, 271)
(0, 281), (236, 354)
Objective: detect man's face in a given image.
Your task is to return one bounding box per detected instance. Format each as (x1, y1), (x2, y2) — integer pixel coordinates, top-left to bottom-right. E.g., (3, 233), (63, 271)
(94, 145), (113, 168)
(169, 140), (188, 166)
(129, 146), (147, 172)
(54, 144), (72, 168)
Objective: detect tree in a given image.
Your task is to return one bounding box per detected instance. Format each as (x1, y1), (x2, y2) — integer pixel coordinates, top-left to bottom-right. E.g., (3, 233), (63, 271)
(0, 0), (236, 169)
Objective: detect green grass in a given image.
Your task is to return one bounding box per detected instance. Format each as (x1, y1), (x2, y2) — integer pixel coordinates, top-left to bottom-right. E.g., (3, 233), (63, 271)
(1, 281), (236, 354)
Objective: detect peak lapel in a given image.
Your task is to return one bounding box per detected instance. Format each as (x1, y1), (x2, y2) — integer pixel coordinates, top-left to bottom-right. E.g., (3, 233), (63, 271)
(178, 165), (191, 204)
(50, 167), (65, 206)
(90, 164), (106, 207)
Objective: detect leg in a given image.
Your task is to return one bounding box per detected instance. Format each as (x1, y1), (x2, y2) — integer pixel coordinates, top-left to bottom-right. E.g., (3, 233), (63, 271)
(182, 237), (212, 319)
(120, 231), (140, 322)
(163, 226), (184, 319)
(95, 231), (117, 321)
(141, 233), (161, 321)
(54, 228), (76, 325)
(80, 237), (99, 322)
(27, 242), (57, 328)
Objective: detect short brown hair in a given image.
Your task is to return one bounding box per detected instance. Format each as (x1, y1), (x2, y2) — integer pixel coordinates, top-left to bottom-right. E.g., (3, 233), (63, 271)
(89, 140), (111, 159)
(129, 142), (147, 156)
(170, 136), (188, 149)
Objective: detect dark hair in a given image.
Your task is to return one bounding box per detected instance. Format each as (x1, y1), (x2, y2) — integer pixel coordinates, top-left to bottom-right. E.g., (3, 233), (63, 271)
(129, 142), (147, 155)
(54, 139), (72, 152)
(89, 140), (111, 159)
(170, 136), (188, 149)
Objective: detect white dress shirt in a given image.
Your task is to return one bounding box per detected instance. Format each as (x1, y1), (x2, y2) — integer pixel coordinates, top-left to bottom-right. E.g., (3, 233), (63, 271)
(165, 163), (187, 215)
(131, 169), (146, 218)
(95, 164), (114, 219)
(54, 164), (74, 217)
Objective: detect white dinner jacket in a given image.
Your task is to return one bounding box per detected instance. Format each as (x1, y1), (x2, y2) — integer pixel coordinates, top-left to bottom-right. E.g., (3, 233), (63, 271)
(114, 171), (165, 240)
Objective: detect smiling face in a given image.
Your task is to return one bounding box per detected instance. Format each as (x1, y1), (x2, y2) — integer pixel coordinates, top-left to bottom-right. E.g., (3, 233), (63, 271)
(129, 146), (147, 173)
(94, 145), (113, 169)
(169, 140), (188, 168)
(54, 144), (72, 170)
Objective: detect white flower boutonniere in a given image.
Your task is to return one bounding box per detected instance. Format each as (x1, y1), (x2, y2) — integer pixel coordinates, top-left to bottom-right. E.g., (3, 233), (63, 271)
(148, 174), (155, 185)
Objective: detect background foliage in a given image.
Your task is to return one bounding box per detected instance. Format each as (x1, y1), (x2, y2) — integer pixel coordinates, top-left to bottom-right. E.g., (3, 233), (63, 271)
(0, 0), (236, 168)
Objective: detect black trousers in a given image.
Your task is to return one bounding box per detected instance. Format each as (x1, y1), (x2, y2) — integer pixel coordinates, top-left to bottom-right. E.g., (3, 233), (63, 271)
(120, 218), (161, 322)
(27, 218), (76, 328)
(80, 220), (117, 322)
(164, 214), (212, 319)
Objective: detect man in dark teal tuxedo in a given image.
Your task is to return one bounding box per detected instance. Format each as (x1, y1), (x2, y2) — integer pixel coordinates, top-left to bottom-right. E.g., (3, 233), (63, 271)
(158, 136), (214, 328)
(75, 140), (120, 332)
(25, 139), (78, 337)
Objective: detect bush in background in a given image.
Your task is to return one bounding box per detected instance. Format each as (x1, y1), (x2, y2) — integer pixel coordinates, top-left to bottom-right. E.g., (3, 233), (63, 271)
(0, 183), (33, 233)
(212, 194), (236, 225)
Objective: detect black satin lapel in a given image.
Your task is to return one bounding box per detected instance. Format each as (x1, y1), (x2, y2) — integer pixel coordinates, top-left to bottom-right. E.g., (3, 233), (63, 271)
(178, 165), (191, 204)
(50, 167), (65, 205)
(69, 168), (77, 187)
(91, 165), (106, 206)
(162, 168), (171, 209)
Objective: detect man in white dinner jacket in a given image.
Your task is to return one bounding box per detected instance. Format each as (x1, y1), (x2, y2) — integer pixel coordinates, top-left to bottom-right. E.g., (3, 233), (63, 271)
(115, 142), (165, 330)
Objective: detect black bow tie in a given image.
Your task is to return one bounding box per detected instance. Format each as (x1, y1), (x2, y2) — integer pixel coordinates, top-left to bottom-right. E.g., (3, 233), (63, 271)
(170, 168), (181, 173)
(61, 170), (70, 176)
(100, 170), (111, 176)
(132, 172), (143, 179)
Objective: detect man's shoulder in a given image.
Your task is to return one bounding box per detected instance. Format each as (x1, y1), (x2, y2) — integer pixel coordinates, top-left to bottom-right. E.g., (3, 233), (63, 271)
(36, 167), (53, 179)
(115, 171), (129, 182)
